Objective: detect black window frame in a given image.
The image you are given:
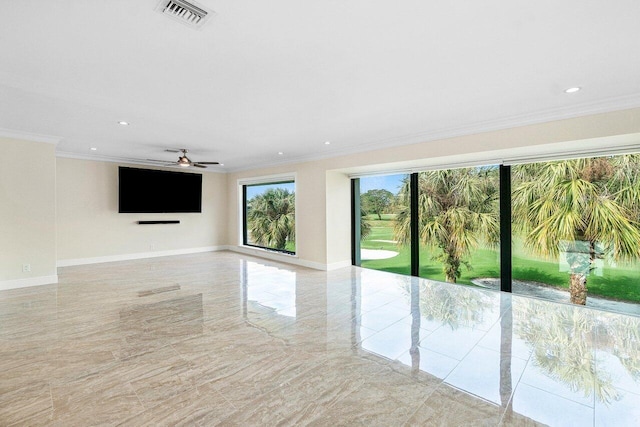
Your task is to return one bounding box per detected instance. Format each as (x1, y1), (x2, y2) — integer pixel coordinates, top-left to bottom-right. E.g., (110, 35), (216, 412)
(352, 166), (511, 291)
(242, 179), (296, 255)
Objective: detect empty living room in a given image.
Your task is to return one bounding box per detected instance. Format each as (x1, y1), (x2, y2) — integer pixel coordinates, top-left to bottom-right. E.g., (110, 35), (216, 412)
(2, 1), (640, 425)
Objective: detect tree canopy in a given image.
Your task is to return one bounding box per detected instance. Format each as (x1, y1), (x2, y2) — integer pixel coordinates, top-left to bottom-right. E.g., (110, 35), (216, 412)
(512, 155), (640, 304)
(247, 188), (295, 251)
(394, 167), (499, 283)
(362, 189), (394, 220)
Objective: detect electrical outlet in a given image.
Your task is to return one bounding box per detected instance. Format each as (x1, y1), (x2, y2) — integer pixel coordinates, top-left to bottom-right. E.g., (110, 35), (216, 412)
(22, 263), (31, 273)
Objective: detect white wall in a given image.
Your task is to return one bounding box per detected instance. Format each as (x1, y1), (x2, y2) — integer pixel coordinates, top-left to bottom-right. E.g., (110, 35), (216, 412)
(0, 137), (57, 289)
(3, 107), (640, 283)
(56, 158), (228, 265)
(228, 164), (330, 270)
(226, 107), (640, 270)
(326, 170), (352, 268)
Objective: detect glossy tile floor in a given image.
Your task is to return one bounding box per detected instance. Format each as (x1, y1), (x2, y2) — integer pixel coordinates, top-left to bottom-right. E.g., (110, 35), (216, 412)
(2, 251), (639, 426)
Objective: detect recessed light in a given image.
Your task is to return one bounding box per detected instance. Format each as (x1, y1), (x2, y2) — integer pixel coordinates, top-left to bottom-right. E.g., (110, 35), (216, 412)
(219, 163), (224, 166)
(324, 141), (331, 145)
(278, 151), (284, 155)
(118, 121), (129, 126)
(90, 147), (97, 151)
(564, 87), (581, 94)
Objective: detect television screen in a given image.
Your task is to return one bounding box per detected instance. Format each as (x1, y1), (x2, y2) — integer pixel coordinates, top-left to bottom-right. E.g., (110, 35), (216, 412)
(118, 167), (202, 213)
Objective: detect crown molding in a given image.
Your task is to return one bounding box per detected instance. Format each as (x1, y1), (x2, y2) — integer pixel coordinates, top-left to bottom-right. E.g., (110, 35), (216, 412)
(0, 127), (62, 145)
(33, 93), (640, 174)
(225, 95), (640, 173)
(55, 151), (226, 174)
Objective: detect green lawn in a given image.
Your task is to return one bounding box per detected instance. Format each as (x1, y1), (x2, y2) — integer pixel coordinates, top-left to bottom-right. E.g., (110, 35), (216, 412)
(360, 214), (640, 303)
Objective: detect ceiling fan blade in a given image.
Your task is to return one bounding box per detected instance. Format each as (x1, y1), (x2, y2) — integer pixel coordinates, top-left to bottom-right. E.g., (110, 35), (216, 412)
(192, 163), (207, 168)
(195, 161), (219, 165)
(164, 149), (182, 153)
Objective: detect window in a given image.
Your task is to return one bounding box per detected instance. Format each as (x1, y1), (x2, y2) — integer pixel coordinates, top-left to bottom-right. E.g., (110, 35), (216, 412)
(352, 155), (640, 316)
(353, 174), (411, 275)
(242, 180), (296, 254)
(417, 166), (500, 285)
(511, 154), (640, 312)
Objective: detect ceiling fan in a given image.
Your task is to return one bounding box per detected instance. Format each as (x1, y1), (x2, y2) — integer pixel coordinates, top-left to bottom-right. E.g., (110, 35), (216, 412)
(147, 148), (219, 168)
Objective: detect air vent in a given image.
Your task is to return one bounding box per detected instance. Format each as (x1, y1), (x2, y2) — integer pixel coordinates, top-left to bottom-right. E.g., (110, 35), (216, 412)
(157, 0), (213, 28)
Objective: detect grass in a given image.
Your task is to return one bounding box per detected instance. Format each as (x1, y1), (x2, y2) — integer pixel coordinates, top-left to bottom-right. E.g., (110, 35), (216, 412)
(360, 214), (640, 303)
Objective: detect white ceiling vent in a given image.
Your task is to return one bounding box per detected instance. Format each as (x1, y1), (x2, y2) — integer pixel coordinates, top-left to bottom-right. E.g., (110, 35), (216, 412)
(157, 0), (214, 29)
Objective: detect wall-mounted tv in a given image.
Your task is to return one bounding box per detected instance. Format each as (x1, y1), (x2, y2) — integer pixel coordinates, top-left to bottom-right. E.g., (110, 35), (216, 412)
(118, 167), (202, 213)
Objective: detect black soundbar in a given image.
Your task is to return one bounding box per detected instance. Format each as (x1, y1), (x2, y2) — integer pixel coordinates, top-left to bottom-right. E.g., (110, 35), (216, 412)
(138, 220), (180, 225)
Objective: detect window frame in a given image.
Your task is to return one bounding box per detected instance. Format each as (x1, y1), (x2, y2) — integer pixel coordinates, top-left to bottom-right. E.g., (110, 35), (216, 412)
(238, 173), (297, 256)
(351, 151), (640, 303)
(352, 166), (509, 287)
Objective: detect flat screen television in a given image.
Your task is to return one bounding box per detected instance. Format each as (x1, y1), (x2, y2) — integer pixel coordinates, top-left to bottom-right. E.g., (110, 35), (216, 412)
(118, 167), (202, 213)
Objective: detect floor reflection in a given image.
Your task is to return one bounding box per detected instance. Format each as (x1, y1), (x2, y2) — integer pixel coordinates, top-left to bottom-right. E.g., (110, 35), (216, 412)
(350, 268), (640, 425)
(242, 260), (297, 318)
(120, 293), (204, 340)
(5, 252), (637, 425)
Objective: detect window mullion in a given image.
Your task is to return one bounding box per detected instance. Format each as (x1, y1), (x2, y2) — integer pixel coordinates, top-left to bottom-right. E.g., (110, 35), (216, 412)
(410, 172), (419, 277)
(499, 165), (512, 293)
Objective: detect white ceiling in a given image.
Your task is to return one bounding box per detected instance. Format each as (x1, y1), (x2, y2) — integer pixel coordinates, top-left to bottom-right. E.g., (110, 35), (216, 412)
(1, 0), (640, 172)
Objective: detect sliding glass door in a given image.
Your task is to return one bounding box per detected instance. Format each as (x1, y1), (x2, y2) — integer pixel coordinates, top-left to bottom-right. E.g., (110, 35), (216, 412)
(352, 155), (640, 316)
(416, 166), (500, 286)
(511, 155), (640, 314)
(355, 174), (411, 275)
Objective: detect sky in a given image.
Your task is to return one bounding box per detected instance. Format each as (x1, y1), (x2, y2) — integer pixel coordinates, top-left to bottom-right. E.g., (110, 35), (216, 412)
(359, 174), (407, 194)
(245, 173), (405, 199)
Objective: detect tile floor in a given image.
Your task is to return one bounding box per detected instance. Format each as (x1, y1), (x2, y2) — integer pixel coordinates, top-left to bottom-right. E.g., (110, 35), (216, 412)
(1, 251), (639, 426)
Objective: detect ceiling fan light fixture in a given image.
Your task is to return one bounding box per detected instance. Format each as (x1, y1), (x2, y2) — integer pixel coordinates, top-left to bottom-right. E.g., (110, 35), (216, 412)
(147, 148), (218, 168)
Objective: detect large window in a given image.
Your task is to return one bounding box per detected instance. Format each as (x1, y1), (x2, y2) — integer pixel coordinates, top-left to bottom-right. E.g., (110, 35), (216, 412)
(417, 166), (500, 285)
(243, 180), (296, 254)
(354, 174), (410, 275)
(352, 155), (640, 316)
(511, 155), (640, 313)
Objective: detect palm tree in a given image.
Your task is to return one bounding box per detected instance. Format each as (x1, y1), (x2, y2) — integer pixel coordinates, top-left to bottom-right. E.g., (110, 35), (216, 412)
(247, 188), (295, 250)
(512, 156), (640, 305)
(360, 208), (372, 240)
(394, 168), (500, 283)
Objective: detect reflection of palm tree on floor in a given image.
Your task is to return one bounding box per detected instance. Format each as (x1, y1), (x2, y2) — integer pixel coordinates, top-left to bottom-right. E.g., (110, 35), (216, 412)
(512, 298), (640, 405)
(418, 282), (495, 329)
(406, 282), (638, 405)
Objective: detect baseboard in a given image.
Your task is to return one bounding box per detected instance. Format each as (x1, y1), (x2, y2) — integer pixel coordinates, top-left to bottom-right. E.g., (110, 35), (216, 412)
(55, 246), (352, 272)
(228, 246), (350, 271)
(0, 275), (58, 291)
(57, 246), (227, 267)
(326, 260), (352, 271)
